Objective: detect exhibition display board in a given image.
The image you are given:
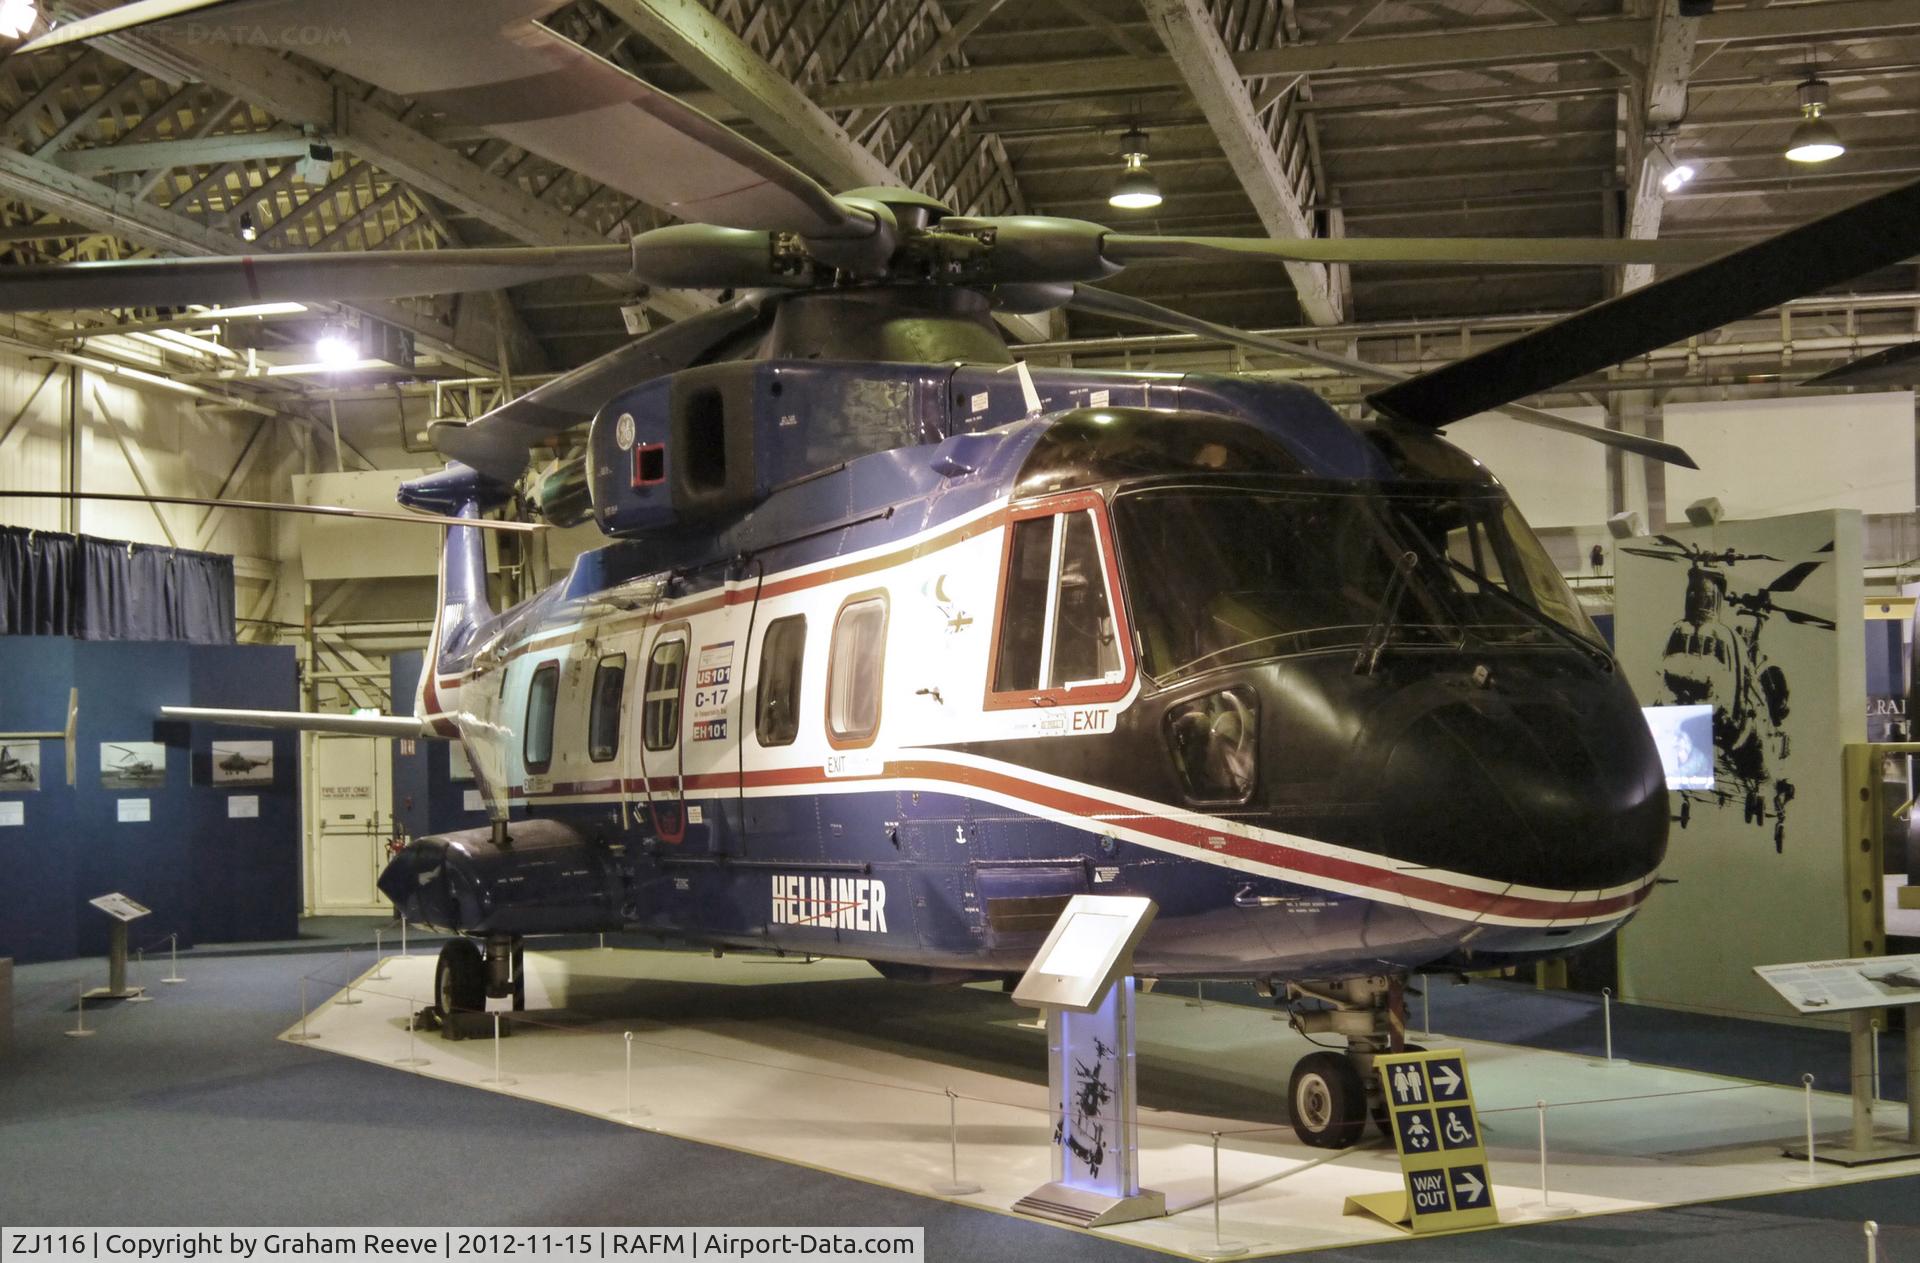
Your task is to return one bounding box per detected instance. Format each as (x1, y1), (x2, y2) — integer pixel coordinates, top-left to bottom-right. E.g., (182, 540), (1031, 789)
(0, 639), (301, 963)
(1615, 509), (1865, 1024)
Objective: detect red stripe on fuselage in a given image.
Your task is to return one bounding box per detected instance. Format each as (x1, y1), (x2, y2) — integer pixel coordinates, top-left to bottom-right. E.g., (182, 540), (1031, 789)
(504, 760), (1649, 924)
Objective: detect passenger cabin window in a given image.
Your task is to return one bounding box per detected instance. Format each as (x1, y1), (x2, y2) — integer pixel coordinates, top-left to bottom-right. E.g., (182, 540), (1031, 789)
(587, 655), (626, 762)
(828, 596), (887, 746)
(643, 638), (687, 751)
(756, 616), (806, 747)
(523, 661), (559, 772)
(992, 508), (1123, 699)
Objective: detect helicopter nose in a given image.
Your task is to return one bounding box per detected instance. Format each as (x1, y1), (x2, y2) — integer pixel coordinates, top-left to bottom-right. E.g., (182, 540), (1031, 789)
(1365, 691), (1668, 893)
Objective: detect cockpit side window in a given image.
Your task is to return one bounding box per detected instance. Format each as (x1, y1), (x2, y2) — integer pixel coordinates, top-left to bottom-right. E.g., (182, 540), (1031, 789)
(987, 496), (1132, 709)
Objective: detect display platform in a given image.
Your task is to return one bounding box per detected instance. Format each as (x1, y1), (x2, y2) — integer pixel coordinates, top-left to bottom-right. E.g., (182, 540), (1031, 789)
(287, 949), (1920, 1259)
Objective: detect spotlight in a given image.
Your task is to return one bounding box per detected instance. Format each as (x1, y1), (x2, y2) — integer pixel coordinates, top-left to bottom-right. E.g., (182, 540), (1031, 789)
(1785, 76), (1844, 163)
(1108, 128), (1162, 211)
(314, 325), (358, 368)
(0, 0), (36, 40)
(1661, 162), (1695, 194)
(1606, 511), (1643, 540)
(238, 211), (257, 242)
(1684, 496), (1724, 526)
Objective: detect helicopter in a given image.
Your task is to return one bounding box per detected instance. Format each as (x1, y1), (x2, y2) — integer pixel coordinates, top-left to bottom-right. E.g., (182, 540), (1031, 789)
(102, 744), (163, 785)
(1621, 536), (1836, 851)
(214, 747), (274, 776)
(11, 0), (1920, 1152)
(0, 743), (37, 787)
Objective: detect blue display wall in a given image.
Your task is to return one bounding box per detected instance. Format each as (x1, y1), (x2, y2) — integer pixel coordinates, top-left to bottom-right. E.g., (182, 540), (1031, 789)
(0, 640), (301, 964)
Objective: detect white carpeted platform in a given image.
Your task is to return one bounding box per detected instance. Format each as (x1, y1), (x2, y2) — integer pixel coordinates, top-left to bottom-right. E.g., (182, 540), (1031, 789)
(283, 948), (1920, 1258)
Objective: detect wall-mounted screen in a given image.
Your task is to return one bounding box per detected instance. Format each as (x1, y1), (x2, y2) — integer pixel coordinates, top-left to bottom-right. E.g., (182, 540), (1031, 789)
(1643, 704), (1715, 791)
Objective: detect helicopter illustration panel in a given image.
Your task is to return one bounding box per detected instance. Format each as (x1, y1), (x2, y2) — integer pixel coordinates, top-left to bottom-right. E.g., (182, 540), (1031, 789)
(1614, 509), (1863, 1025)
(99, 741), (165, 791)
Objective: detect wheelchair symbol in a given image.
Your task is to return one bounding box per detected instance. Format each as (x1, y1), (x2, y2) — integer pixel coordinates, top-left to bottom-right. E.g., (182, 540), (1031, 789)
(1444, 1114), (1472, 1145)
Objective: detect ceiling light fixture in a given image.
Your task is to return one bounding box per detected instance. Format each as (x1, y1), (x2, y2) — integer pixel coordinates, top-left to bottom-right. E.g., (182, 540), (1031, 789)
(314, 324), (359, 368)
(0, 0), (37, 40)
(1108, 128), (1162, 211)
(1652, 135), (1695, 194)
(238, 211), (257, 242)
(1785, 75), (1844, 164)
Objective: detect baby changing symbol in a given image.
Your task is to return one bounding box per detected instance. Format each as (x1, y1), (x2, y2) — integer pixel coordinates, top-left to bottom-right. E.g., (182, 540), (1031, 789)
(1395, 1108), (1437, 1153)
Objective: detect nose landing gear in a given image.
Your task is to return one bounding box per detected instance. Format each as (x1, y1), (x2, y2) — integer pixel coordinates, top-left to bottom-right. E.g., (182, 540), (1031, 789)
(430, 934), (527, 1037)
(1281, 974), (1409, 1148)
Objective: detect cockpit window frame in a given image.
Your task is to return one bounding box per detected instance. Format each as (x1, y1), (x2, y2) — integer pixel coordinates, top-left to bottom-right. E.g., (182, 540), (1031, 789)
(983, 489), (1136, 712)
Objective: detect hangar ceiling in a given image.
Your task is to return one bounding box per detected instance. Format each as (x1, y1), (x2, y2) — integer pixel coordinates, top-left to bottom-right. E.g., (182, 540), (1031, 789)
(0, 0), (1915, 400)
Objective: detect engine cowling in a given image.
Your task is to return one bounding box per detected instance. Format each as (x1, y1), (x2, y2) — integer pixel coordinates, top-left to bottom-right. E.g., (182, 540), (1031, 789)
(377, 819), (625, 936)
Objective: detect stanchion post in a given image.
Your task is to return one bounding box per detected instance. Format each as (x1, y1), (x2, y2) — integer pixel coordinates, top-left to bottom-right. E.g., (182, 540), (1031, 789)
(1871, 1018), (1882, 1104)
(1851, 1011), (1874, 1152)
(1907, 1014), (1920, 1144)
(64, 983), (94, 1038)
(370, 930), (389, 981)
(1797, 1073), (1818, 1181)
(395, 995), (429, 1068)
(1186, 981), (1205, 1008)
(400, 919), (408, 958)
(483, 1011), (515, 1086)
(1537, 1100), (1551, 1206)
(336, 947), (362, 1005)
(1421, 985), (1430, 1039)
(163, 933), (183, 984)
(612, 1030), (644, 1118)
(930, 1088), (982, 1196)
(127, 948), (152, 1003)
(1197, 1130), (1247, 1258)
(1865, 1219), (1879, 1263)
(286, 975), (319, 1042)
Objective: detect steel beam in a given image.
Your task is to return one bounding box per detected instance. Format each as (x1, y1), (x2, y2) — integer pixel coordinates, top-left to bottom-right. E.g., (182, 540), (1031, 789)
(816, 0), (1920, 109)
(95, 36), (710, 323)
(54, 128), (317, 177)
(1141, 0), (1339, 325)
(1621, 0), (1699, 294)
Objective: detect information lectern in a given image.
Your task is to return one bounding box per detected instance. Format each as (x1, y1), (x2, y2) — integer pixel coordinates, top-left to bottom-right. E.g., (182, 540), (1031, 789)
(1011, 894), (1164, 1228)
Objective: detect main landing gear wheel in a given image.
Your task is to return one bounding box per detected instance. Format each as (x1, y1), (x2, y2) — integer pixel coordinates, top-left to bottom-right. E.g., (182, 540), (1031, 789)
(1289, 1051), (1368, 1149)
(434, 938), (485, 1019)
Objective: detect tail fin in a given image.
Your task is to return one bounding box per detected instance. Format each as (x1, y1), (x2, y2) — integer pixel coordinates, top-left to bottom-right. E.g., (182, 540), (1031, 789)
(399, 463), (513, 731)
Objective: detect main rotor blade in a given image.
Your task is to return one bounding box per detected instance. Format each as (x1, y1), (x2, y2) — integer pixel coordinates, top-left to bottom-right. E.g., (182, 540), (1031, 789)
(0, 490), (546, 532)
(1100, 234), (1739, 268)
(0, 245), (633, 312)
(1367, 176), (1920, 430)
(431, 290), (777, 482)
(1065, 285), (1698, 468)
(1801, 340), (1920, 388)
(27, 0), (875, 240)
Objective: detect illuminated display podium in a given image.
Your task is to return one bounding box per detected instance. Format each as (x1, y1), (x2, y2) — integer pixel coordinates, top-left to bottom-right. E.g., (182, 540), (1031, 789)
(1010, 895), (1165, 1228)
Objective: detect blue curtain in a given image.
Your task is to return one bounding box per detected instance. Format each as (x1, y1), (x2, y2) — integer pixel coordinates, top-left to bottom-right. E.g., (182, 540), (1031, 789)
(0, 525), (234, 643)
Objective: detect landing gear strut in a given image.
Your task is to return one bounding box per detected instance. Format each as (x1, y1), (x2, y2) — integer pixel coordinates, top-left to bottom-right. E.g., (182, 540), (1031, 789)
(1281, 974), (1409, 1148)
(431, 934), (526, 1030)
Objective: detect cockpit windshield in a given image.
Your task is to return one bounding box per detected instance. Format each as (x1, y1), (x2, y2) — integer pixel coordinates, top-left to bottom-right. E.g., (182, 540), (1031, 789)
(1113, 481), (1604, 683)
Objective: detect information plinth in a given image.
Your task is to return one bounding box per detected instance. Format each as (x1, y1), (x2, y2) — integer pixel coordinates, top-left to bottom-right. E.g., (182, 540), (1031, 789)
(1757, 954), (1920, 1165)
(83, 893), (151, 1002)
(1011, 895), (1165, 1229)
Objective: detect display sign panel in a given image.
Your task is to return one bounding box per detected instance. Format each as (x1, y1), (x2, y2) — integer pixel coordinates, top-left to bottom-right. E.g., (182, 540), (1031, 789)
(1346, 1049), (1498, 1233)
(88, 893), (151, 922)
(1012, 895), (1157, 1012)
(1756, 953), (1920, 1014)
(1643, 704), (1715, 790)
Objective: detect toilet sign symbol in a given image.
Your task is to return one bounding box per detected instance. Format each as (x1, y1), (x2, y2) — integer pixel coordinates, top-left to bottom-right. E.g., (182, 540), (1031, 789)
(1390, 1062), (1427, 1104)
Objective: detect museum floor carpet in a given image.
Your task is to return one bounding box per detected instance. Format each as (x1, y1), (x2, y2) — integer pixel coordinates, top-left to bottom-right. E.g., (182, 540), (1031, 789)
(2, 944), (1918, 1262)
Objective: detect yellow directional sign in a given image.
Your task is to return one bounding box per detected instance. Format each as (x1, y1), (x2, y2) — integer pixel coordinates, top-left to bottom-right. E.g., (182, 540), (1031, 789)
(1344, 1048), (1499, 1233)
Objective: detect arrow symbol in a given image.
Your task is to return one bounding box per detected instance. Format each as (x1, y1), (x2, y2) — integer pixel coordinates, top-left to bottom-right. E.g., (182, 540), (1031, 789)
(1432, 1064), (1463, 1095)
(1453, 1169), (1485, 1201)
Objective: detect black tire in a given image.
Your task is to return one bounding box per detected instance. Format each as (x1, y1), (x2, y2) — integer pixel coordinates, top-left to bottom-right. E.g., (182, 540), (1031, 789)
(434, 938), (485, 1019)
(1289, 1051), (1368, 1149)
